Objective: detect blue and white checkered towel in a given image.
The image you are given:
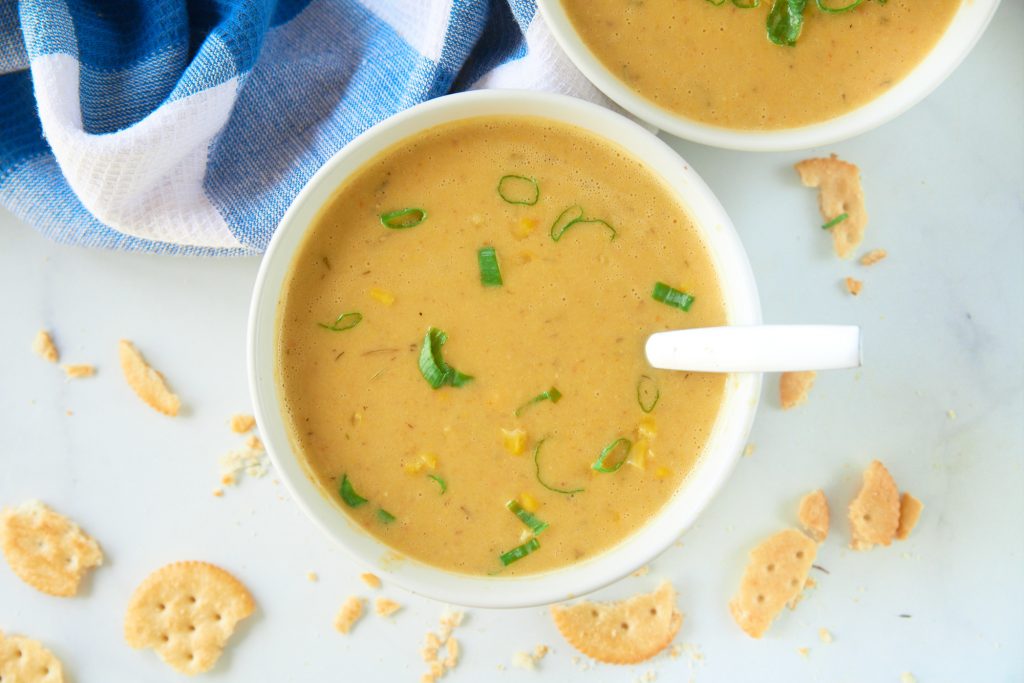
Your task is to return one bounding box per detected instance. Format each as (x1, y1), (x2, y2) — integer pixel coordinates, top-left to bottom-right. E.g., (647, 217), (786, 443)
(0, 0), (604, 255)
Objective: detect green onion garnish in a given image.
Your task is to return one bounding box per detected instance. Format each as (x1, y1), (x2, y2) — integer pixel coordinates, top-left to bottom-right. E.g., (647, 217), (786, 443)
(652, 282), (695, 312)
(377, 508), (396, 524)
(318, 311), (362, 332)
(767, 0), (807, 47)
(380, 208), (427, 229)
(427, 474), (447, 494)
(592, 438), (633, 473)
(550, 205), (617, 242)
(637, 375), (660, 413)
(505, 500), (549, 535)
(418, 327), (473, 389)
(499, 537), (541, 566)
(497, 175), (540, 206)
(339, 474), (367, 507)
(732, 0), (761, 6)
(478, 247), (503, 287)
(514, 387), (562, 417)
(821, 212), (849, 230)
(815, 0), (864, 12)
(533, 438), (585, 495)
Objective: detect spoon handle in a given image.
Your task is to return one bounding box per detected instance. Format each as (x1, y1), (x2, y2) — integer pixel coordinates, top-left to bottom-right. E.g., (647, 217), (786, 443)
(645, 325), (861, 373)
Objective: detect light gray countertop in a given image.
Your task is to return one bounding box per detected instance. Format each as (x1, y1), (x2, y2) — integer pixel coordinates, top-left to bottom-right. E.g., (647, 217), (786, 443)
(1, 3), (1021, 680)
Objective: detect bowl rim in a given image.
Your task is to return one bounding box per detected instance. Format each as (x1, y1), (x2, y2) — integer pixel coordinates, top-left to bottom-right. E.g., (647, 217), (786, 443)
(538, 0), (1001, 151)
(248, 89), (763, 608)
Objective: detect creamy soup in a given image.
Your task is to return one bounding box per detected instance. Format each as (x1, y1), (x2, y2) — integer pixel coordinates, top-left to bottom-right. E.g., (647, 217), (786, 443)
(560, 0), (962, 130)
(277, 116), (728, 575)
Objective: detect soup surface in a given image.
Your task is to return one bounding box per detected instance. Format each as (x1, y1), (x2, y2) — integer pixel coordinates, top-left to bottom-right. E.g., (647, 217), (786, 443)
(277, 116), (728, 575)
(560, 0), (962, 130)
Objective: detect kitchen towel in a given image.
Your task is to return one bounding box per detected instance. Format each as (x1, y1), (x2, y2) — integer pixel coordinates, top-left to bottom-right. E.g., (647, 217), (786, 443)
(0, 0), (606, 255)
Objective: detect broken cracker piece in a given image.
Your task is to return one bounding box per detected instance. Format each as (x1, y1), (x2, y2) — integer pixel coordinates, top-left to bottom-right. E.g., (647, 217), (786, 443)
(798, 490), (830, 543)
(780, 371), (816, 410)
(61, 364), (96, 379)
(0, 630), (65, 683)
(119, 340), (181, 416)
(896, 492), (924, 541)
(124, 561), (254, 675)
(860, 249), (887, 266)
(31, 331), (59, 363)
(334, 596), (364, 634)
(795, 154), (868, 259)
(849, 460), (901, 550)
(229, 414), (256, 434)
(819, 627), (833, 644)
(1, 500), (103, 597)
(729, 529), (817, 638)
(376, 597), (402, 617)
(551, 581), (682, 664)
(845, 277), (863, 296)
(361, 572), (382, 589)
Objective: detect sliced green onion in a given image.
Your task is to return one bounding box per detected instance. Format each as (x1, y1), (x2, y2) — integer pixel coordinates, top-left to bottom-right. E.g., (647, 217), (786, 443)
(478, 247), (503, 287)
(815, 0), (864, 12)
(418, 327), (473, 389)
(514, 387), (562, 417)
(550, 205), (617, 242)
(637, 375), (660, 413)
(339, 474), (367, 507)
(652, 282), (695, 312)
(497, 175), (540, 206)
(821, 212), (849, 230)
(705, 0), (726, 4)
(506, 500), (549, 535)
(592, 438), (632, 473)
(427, 474), (447, 494)
(732, 0), (761, 6)
(380, 208), (427, 229)
(377, 508), (396, 524)
(499, 537), (541, 566)
(533, 438), (584, 495)
(318, 311), (362, 332)
(767, 0), (807, 47)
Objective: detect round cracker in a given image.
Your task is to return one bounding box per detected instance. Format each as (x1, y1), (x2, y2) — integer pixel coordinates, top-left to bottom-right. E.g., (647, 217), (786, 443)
(550, 581), (682, 664)
(0, 630), (65, 683)
(118, 340), (181, 416)
(0, 500), (103, 597)
(124, 561), (255, 675)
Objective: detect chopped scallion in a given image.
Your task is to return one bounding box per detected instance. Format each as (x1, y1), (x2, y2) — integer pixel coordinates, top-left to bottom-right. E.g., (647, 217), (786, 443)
(815, 0), (864, 12)
(592, 438), (632, 473)
(499, 537), (541, 566)
(379, 208), (427, 229)
(418, 327), (473, 389)
(339, 474), (367, 507)
(637, 375), (660, 413)
(514, 387), (562, 417)
(506, 500), (549, 535)
(821, 212), (849, 230)
(652, 282), (695, 312)
(533, 438), (585, 495)
(377, 508), (396, 524)
(318, 311), (362, 332)
(427, 474), (447, 494)
(478, 247), (503, 287)
(497, 175), (540, 206)
(550, 205), (617, 242)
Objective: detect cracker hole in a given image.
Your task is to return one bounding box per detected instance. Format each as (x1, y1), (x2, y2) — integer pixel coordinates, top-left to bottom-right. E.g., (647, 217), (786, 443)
(188, 595), (197, 604)
(188, 653), (195, 661)
(215, 613), (222, 621)
(862, 514), (871, 522)
(161, 634), (169, 642)
(590, 609), (598, 618)
(766, 563), (775, 572)
(795, 551), (804, 559)
(15, 649), (23, 658)
(756, 594), (765, 603)
(157, 603), (166, 611)
(649, 608), (657, 616)
(189, 624), (196, 632)
(620, 622), (629, 630)
(790, 578), (799, 587)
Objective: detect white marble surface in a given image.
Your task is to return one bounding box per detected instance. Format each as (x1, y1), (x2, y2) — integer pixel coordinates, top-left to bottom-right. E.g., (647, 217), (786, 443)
(2, 4), (1022, 681)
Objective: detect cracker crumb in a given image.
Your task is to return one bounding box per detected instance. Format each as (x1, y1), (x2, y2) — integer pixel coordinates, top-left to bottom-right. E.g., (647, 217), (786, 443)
(306, 572), (318, 582)
(118, 339), (181, 416)
(795, 154), (868, 259)
(743, 443), (756, 457)
(533, 644), (549, 660)
(900, 674), (917, 683)
(637, 671), (657, 683)
(896, 492), (924, 541)
(376, 597), (402, 617)
(632, 564), (650, 577)
(797, 647), (810, 658)
(512, 651), (535, 670)
(245, 435), (264, 451)
(32, 330), (59, 363)
(334, 596), (364, 634)
(361, 572), (382, 589)
(860, 248), (888, 266)
(845, 277), (863, 296)
(229, 413), (256, 433)
(819, 627), (833, 644)
(669, 643), (683, 659)
(62, 363), (96, 378)
(219, 442), (269, 487)
(212, 488), (224, 497)
(421, 609), (464, 681)
(798, 490), (830, 543)
(780, 371), (816, 410)
(946, 409), (957, 420)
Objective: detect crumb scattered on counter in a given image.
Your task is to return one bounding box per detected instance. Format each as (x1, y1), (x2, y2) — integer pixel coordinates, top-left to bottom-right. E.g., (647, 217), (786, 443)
(361, 572), (382, 589)
(743, 443), (756, 457)
(900, 673), (917, 683)
(219, 440), (268, 487)
(780, 371), (816, 410)
(230, 413), (256, 433)
(512, 644), (549, 670)
(32, 330), (59, 363)
(819, 627), (833, 644)
(421, 609), (464, 682)
(306, 572), (318, 582)
(798, 490), (830, 543)
(797, 647), (810, 658)
(212, 488), (224, 498)
(62, 363), (96, 378)
(859, 248), (887, 266)
(245, 435), (263, 450)
(845, 277), (863, 296)
(946, 409), (957, 420)
(334, 596), (364, 634)
(795, 154), (867, 259)
(631, 565), (650, 577)
(376, 597), (402, 617)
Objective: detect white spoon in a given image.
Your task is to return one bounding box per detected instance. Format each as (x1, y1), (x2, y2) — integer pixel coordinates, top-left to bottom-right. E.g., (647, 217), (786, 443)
(645, 325), (861, 373)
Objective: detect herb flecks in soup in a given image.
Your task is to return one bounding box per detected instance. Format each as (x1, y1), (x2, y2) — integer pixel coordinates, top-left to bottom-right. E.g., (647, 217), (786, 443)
(277, 117), (727, 575)
(560, 0), (962, 130)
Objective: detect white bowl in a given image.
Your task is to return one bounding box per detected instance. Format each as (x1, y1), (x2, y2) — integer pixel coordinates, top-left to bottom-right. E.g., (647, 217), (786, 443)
(539, 0), (1000, 151)
(248, 90), (762, 608)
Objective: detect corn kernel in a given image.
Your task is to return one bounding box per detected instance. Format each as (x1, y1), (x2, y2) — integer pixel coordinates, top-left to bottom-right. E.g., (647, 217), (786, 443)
(420, 452), (438, 469)
(404, 452), (438, 474)
(654, 466), (671, 479)
(513, 217), (538, 239)
(627, 439), (650, 470)
(638, 416), (657, 441)
(369, 287), (395, 305)
(501, 428), (527, 456)
(403, 461), (423, 474)
(519, 492), (539, 512)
